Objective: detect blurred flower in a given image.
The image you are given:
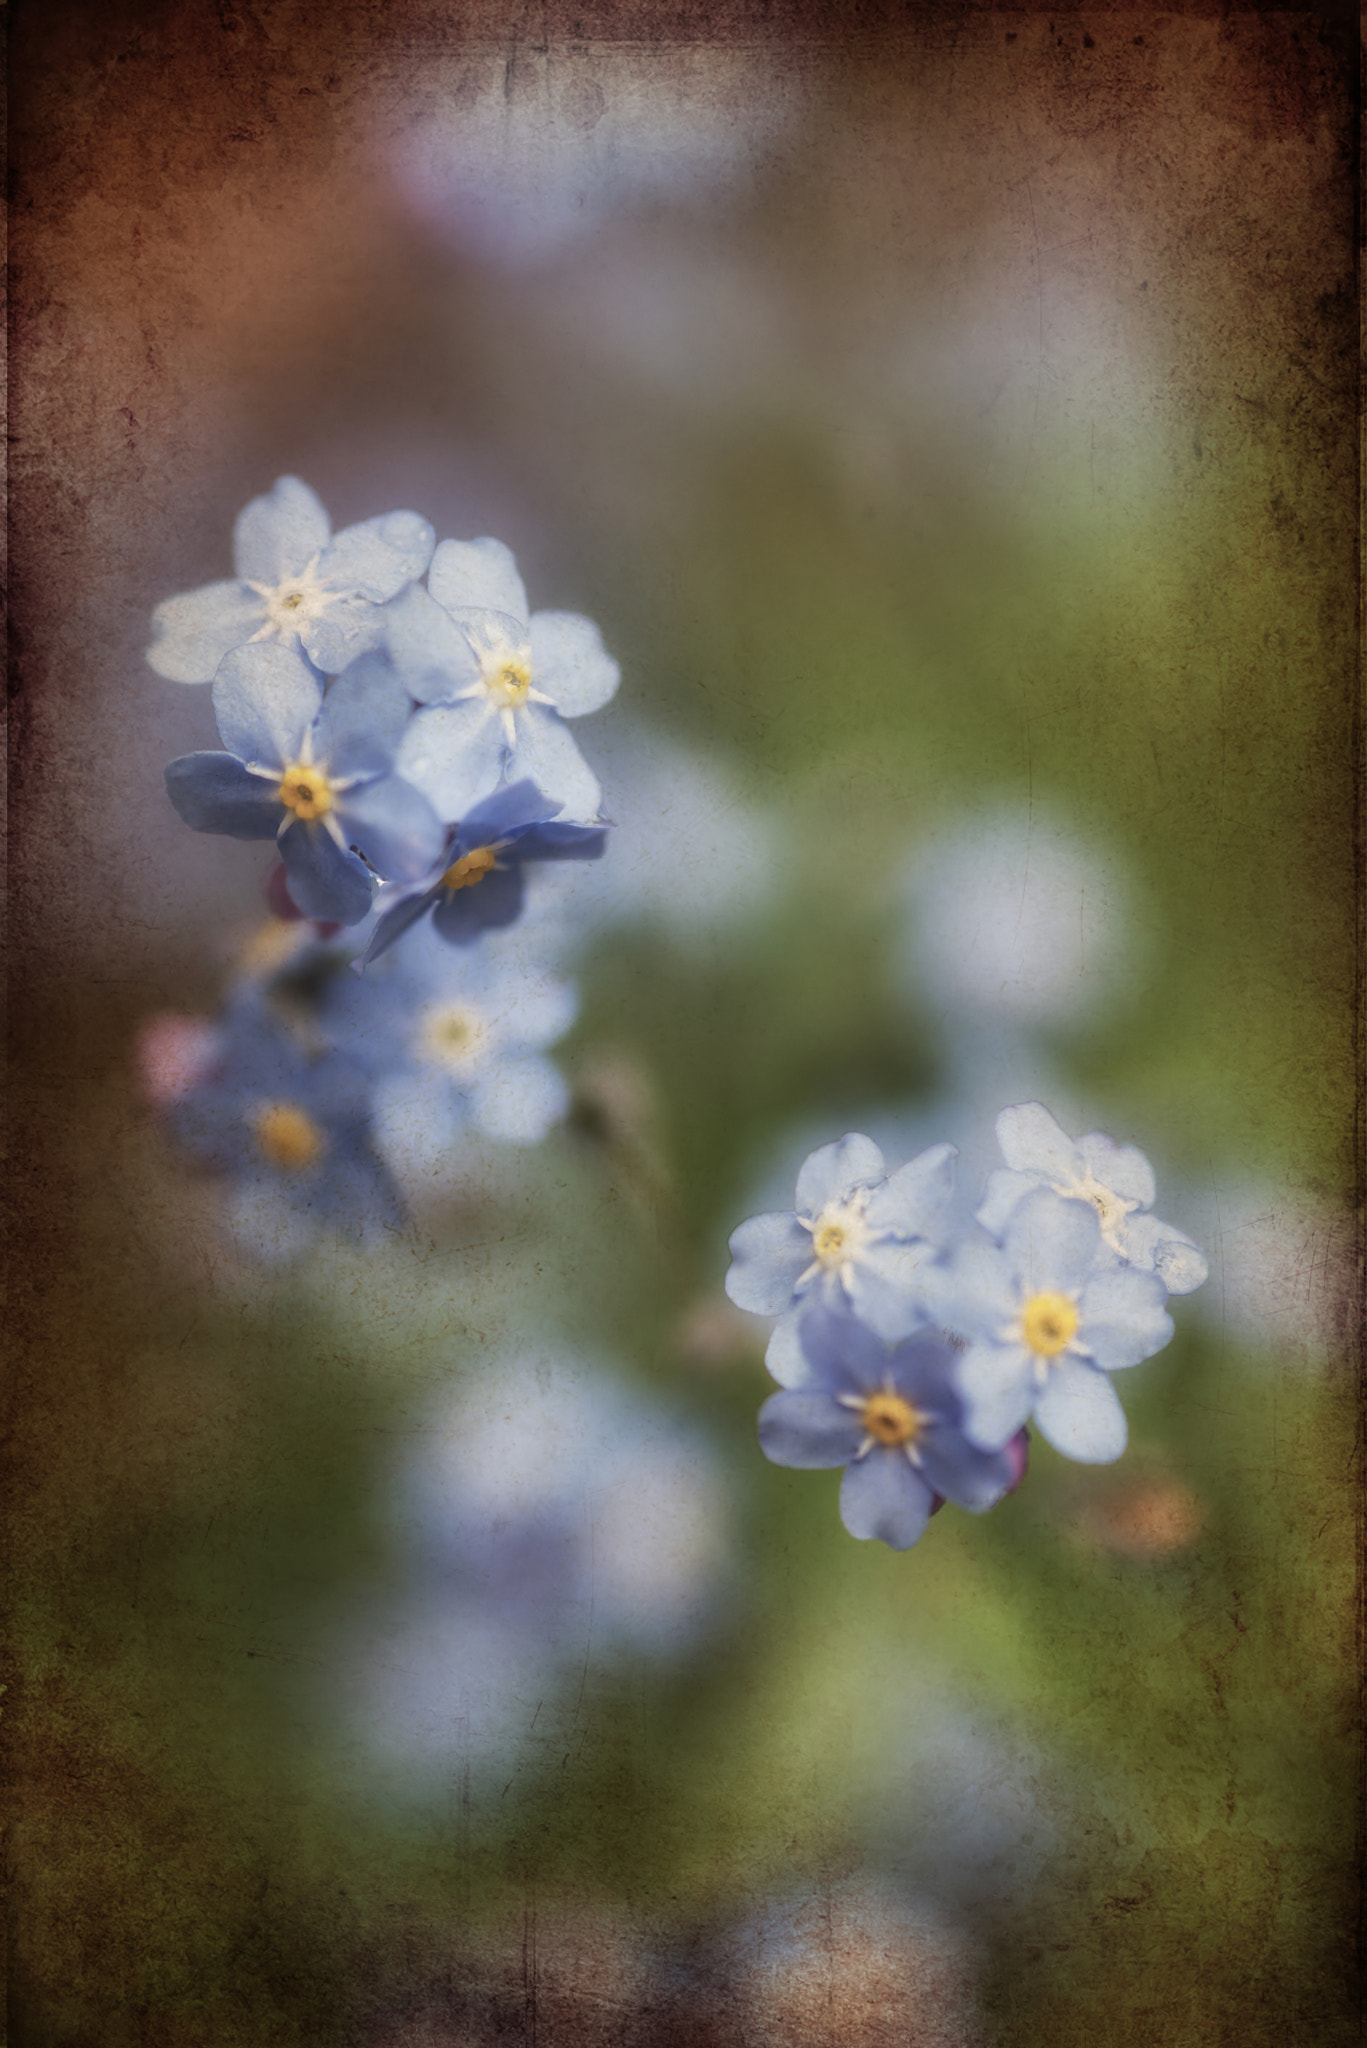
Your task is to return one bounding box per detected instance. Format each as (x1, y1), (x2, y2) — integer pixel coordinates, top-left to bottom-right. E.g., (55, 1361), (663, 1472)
(1179, 1173), (1354, 1362)
(897, 807), (1140, 1032)
(726, 1133), (954, 1386)
(338, 1346), (732, 1783)
(134, 1013), (220, 1108)
(541, 716), (791, 954)
(328, 919), (577, 1150)
(759, 1309), (1025, 1551)
(158, 989), (404, 1254)
(978, 1101), (1208, 1294)
(390, 538), (617, 821)
(165, 642), (444, 923)
(931, 1188), (1174, 1463)
(386, 45), (797, 269)
(146, 475), (434, 682)
(359, 778), (607, 968)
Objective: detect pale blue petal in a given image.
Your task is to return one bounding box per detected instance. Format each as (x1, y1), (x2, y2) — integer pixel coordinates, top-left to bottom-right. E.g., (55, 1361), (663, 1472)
(146, 581), (264, 683)
(918, 1431), (1016, 1514)
(924, 1242), (1018, 1340)
(429, 537), (529, 626)
(848, 1240), (937, 1340)
(976, 1168), (1041, 1239)
(764, 1311), (814, 1389)
(338, 776), (445, 884)
(213, 642), (323, 770)
(278, 819), (374, 924)
(314, 653), (414, 778)
(395, 701), (506, 820)
(758, 1390), (862, 1469)
(301, 596), (387, 677)
(839, 1452), (934, 1550)
(359, 886), (437, 969)
(955, 1340), (1034, 1451)
(528, 611), (621, 716)
(725, 1211), (811, 1314)
(996, 1101), (1080, 1181)
(384, 584), (484, 703)
(1077, 1268), (1174, 1370)
(863, 1141), (956, 1238)
(165, 752), (282, 839)
(485, 969), (578, 1050)
(372, 1072), (466, 1186)
(794, 1133), (885, 1218)
(1075, 1132), (1156, 1208)
(470, 1054), (568, 1144)
(508, 710), (602, 821)
(1033, 1360), (1128, 1463)
(318, 510), (435, 601)
(1122, 1211), (1209, 1294)
(232, 476), (330, 584)
(1003, 1188), (1102, 1297)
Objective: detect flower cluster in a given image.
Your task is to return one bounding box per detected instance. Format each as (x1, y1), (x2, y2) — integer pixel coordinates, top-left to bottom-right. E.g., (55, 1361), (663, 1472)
(150, 478), (617, 1236)
(727, 1103), (1206, 1551)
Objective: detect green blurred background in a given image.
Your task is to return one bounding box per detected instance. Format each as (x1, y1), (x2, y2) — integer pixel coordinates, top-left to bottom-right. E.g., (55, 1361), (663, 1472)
(11, 4), (1358, 2043)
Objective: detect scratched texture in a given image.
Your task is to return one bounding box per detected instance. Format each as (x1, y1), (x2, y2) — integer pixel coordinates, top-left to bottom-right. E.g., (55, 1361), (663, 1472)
(9, 3), (1360, 2045)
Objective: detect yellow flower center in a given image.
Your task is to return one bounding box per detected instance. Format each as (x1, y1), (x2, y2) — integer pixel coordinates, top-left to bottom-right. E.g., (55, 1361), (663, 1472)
(279, 589), (306, 611)
(251, 1101), (326, 1171)
(1021, 1290), (1079, 1357)
(861, 1391), (923, 1448)
(484, 654), (533, 707)
(418, 1000), (490, 1074)
(813, 1220), (848, 1260)
(442, 846), (499, 892)
(277, 763), (333, 822)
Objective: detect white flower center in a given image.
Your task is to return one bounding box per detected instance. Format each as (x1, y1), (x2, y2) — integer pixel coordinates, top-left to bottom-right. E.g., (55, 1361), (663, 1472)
(418, 1000), (491, 1075)
(799, 1190), (874, 1291)
(1052, 1171), (1137, 1254)
(251, 558), (336, 640)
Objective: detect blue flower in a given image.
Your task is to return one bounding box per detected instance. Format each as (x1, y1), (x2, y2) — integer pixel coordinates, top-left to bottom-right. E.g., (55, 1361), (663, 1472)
(387, 537), (618, 822)
(324, 919), (577, 1149)
(160, 984), (404, 1250)
(357, 778), (608, 968)
(929, 1187), (1175, 1464)
(976, 1101), (1208, 1295)
(725, 1134), (955, 1387)
(758, 1309), (1024, 1550)
(146, 476), (435, 682)
(165, 643), (445, 924)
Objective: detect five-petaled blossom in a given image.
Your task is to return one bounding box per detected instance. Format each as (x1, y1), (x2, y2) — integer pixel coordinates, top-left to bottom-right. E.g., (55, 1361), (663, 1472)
(930, 1187), (1175, 1464)
(160, 989), (405, 1245)
(976, 1101), (1208, 1295)
(146, 476), (435, 683)
(758, 1310), (1027, 1551)
(326, 920), (578, 1148)
(725, 1134), (954, 1387)
(165, 643), (444, 924)
(387, 537), (618, 823)
(358, 779), (608, 969)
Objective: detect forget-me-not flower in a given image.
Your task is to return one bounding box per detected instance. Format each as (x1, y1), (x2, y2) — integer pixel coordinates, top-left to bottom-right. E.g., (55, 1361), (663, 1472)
(931, 1187), (1175, 1464)
(165, 643), (444, 924)
(725, 1134), (955, 1387)
(758, 1309), (1024, 1550)
(358, 778), (607, 968)
(146, 476), (435, 682)
(976, 1101), (1208, 1295)
(160, 990), (404, 1247)
(388, 537), (618, 822)
(325, 919), (577, 1149)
